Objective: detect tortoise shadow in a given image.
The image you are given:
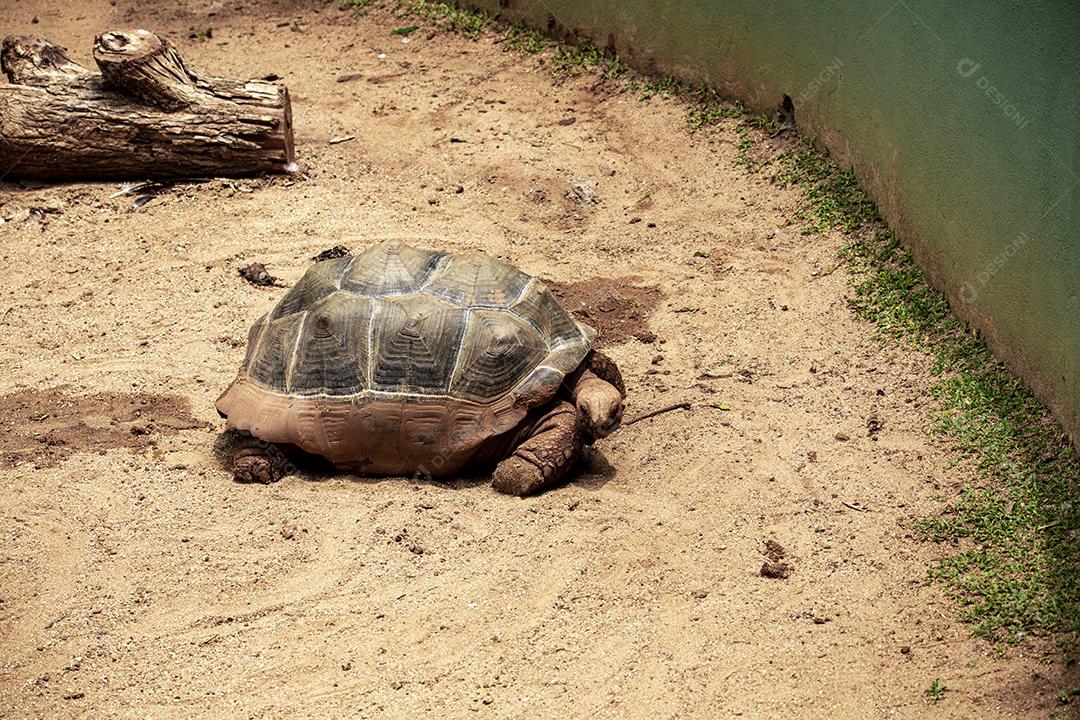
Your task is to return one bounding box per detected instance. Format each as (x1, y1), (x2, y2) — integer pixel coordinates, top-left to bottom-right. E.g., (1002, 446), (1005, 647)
(211, 430), (616, 495)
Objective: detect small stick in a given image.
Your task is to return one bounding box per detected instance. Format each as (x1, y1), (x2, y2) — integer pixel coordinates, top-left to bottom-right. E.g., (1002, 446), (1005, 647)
(841, 500), (868, 512)
(623, 401), (691, 426)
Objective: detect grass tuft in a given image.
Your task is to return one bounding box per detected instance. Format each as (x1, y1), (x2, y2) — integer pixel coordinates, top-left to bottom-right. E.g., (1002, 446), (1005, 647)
(925, 678), (949, 702)
(547, 40), (626, 79)
(503, 21), (547, 55)
(401, 1), (494, 37)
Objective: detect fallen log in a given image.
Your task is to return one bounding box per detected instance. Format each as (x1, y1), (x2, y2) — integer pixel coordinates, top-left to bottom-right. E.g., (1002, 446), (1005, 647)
(0, 29), (295, 181)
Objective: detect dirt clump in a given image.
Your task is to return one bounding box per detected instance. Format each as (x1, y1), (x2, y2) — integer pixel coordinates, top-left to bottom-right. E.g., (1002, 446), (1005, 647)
(761, 539), (793, 579)
(239, 262), (280, 286)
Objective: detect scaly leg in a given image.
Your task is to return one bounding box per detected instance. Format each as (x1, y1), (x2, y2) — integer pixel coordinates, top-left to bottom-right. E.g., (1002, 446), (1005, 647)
(232, 434), (298, 484)
(492, 400), (584, 496)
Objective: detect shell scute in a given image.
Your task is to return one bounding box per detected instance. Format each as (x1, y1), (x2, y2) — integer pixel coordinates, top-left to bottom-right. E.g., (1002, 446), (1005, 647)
(370, 293), (467, 394)
(285, 292), (374, 396)
(340, 239), (447, 296)
(450, 309), (549, 402)
(424, 251), (532, 307)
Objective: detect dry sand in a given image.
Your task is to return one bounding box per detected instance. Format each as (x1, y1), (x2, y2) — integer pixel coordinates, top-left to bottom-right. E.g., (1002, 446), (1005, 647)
(0, 1), (1073, 717)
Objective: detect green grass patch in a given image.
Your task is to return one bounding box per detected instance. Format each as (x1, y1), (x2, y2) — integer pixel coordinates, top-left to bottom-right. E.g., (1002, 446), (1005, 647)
(547, 40), (626, 79)
(632, 74), (685, 100)
(503, 21), (547, 55)
(401, 1), (494, 37)
(772, 138), (1080, 655)
(341, 0), (373, 8)
(688, 87), (745, 132)
(925, 678), (949, 702)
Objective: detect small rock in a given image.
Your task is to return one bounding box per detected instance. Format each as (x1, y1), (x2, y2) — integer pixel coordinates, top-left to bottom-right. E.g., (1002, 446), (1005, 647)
(651, 354), (663, 365)
(690, 589), (709, 599)
(628, 216), (642, 224)
(834, 432), (850, 441)
(635, 330), (658, 343)
(281, 522), (297, 540)
(899, 645), (911, 654)
(566, 178), (599, 206)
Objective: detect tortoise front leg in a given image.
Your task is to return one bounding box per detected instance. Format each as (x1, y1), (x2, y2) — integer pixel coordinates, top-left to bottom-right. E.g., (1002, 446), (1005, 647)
(232, 435), (299, 484)
(492, 400), (584, 496)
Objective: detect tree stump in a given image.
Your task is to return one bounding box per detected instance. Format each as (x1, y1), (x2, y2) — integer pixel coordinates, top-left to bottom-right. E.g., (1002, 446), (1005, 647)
(0, 29), (295, 181)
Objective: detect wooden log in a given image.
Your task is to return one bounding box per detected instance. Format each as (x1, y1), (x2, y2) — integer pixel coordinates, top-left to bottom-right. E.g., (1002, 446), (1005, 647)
(0, 35), (91, 85)
(0, 30), (295, 181)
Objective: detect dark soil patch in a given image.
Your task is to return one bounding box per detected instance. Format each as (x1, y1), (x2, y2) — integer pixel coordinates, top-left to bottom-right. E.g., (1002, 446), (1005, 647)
(547, 276), (661, 347)
(0, 387), (206, 468)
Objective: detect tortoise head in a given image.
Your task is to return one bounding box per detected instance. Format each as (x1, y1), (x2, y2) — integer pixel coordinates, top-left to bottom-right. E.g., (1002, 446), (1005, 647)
(576, 376), (624, 439)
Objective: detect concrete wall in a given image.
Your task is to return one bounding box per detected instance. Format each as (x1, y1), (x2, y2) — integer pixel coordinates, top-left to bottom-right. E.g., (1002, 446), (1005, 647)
(473, 0), (1080, 440)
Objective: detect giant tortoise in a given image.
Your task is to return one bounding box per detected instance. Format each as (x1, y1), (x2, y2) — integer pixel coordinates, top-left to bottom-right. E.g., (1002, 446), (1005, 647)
(216, 240), (625, 495)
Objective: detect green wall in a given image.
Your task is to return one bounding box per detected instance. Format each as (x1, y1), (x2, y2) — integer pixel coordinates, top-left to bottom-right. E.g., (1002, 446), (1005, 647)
(473, 0), (1080, 439)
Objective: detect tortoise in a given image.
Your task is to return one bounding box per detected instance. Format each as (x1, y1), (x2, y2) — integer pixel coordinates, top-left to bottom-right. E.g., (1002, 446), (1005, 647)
(216, 239), (625, 496)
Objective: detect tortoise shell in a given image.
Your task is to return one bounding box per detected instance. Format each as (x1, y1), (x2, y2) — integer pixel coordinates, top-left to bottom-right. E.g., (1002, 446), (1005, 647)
(216, 240), (596, 475)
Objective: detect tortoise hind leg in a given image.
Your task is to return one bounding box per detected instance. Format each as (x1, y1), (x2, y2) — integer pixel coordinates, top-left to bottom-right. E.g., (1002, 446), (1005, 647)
(492, 400), (583, 496)
(233, 435), (298, 484)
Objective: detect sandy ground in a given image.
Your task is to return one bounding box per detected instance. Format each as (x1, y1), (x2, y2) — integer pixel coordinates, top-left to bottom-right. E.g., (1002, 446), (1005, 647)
(0, 1), (1075, 718)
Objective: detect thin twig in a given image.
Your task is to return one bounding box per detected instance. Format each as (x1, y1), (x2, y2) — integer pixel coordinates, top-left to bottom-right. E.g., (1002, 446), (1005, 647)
(623, 401), (691, 426)
(841, 500), (868, 512)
